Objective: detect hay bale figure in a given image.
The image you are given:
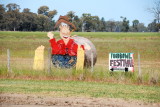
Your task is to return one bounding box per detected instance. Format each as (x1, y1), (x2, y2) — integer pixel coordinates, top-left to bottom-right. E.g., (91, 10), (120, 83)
(33, 45), (45, 70)
(76, 45), (85, 70)
(72, 36), (97, 67)
(48, 16), (97, 69)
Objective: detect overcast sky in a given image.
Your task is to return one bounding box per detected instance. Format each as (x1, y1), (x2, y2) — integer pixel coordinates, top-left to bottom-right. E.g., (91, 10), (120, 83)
(0, 0), (155, 26)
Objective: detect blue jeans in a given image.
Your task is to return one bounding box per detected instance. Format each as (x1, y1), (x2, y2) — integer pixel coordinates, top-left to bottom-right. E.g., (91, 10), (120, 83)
(51, 55), (77, 68)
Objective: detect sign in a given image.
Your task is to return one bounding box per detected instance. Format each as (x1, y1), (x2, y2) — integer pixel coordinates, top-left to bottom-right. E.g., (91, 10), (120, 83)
(109, 53), (134, 72)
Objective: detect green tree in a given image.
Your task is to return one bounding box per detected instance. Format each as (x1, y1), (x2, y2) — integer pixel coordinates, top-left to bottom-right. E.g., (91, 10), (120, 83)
(0, 4), (5, 19)
(121, 16), (129, 32)
(4, 10), (21, 31)
(106, 20), (116, 32)
(66, 11), (80, 31)
(115, 21), (123, 32)
(38, 6), (49, 15)
(0, 4), (58, 31)
(47, 10), (57, 19)
(148, 0), (160, 23)
(66, 11), (82, 31)
(20, 11), (37, 31)
(5, 3), (21, 31)
(66, 11), (75, 22)
(81, 13), (91, 31)
(137, 23), (147, 32)
(80, 14), (101, 32)
(148, 19), (159, 32)
(99, 17), (106, 31)
(73, 15), (81, 31)
(0, 4), (5, 30)
(90, 16), (100, 32)
(6, 3), (20, 12)
(37, 14), (52, 31)
(132, 19), (139, 32)
(147, 0), (160, 31)
(81, 13), (100, 32)
(37, 6), (57, 31)
(23, 8), (30, 13)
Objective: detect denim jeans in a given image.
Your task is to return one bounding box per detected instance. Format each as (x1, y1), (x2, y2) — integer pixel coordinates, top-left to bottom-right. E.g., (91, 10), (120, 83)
(51, 55), (77, 68)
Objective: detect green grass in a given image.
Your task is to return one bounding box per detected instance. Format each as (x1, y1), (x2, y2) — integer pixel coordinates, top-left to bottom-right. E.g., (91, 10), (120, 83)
(0, 32), (160, 102)
(0, 31), (160, 85)
(0, 31), (159, 59)
(0, 79), (160, 102)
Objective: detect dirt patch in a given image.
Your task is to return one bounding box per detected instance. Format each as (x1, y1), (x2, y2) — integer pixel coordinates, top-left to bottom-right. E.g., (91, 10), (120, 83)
(0, 93), (159, 107)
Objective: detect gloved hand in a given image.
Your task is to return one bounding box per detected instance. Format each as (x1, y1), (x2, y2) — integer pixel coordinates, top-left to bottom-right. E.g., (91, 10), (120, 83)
(47, 32), (54, 39)
(84, 43), (91, 50)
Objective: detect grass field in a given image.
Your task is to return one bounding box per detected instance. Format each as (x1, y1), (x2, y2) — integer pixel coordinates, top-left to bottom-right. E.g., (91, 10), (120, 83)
(0, 79), (160, 102)
(0, 31), (160, 85)
(0, 31), (160, 104)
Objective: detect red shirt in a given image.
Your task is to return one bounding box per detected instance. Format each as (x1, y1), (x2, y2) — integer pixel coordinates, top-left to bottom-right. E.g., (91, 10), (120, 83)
(49, 38), (84, 56)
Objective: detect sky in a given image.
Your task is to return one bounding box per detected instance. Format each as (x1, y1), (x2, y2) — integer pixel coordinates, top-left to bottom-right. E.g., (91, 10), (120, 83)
(0, 0), (155, 26)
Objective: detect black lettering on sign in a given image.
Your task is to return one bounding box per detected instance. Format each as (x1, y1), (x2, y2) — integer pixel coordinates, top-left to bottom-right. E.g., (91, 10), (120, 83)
(110, 60), (114, 66)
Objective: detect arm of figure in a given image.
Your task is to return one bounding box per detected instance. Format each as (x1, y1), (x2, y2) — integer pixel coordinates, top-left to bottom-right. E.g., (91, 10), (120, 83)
(47, 32), (54, 39)
(84, 43), (91, 51)
(48, 32), (60, 53)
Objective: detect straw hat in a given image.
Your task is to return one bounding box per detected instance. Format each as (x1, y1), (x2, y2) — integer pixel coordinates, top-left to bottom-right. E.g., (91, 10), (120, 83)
(54, 16), (76, 31)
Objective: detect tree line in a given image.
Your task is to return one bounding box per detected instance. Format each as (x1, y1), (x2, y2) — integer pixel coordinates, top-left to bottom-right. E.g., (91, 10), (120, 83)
(0, 3), (159, 32)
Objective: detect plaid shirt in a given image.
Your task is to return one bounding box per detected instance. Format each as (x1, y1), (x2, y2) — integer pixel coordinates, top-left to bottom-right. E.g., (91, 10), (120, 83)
(49, 38), (84, 56)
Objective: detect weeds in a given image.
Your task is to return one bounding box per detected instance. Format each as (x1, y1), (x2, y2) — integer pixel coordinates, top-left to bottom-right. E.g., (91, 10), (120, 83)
(0, 66), (159, 85)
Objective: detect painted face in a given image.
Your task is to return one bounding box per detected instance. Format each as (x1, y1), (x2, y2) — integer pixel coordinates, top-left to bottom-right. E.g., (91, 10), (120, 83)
(59, 23), (71, 41)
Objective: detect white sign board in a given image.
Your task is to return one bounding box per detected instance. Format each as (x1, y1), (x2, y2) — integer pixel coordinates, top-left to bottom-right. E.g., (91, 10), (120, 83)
(109, 53), (134, 72)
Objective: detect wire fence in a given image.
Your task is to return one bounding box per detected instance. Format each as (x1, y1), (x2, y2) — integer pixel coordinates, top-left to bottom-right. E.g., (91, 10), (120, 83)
(0, 47), (96, 73)
(0, 48), (50, 72)
(0, 47), (160, 75)
(1, 47), (160, 85)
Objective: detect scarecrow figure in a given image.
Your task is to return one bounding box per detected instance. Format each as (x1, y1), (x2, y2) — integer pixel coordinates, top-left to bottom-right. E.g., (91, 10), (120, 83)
(48, 16), (97, 68)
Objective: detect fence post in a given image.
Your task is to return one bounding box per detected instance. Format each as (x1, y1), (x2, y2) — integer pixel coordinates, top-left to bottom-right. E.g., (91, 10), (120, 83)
(138, 52), (142, 83)
(138, 52), (141, 77)
(91, 51), (94, 72)
(7, 49), (11, 73)
(48, 48), (51, 73)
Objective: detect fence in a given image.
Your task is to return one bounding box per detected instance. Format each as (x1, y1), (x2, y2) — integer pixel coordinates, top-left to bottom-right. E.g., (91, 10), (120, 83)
(0, 47), (95, 73)
(0, 47), (160, 84)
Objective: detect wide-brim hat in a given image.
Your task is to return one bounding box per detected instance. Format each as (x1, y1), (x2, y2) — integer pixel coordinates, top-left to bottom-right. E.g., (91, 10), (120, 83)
(54, 15), (76, 31)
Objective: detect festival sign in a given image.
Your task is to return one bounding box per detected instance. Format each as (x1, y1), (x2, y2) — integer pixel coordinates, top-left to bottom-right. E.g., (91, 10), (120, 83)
(109, 53), (134, 72)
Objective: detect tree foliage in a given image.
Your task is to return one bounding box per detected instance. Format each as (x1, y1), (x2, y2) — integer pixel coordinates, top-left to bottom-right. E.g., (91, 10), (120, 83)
(106, 20), (116, 32)
(38, 6), (49, 15)
(148, 19), (159, 32)
(132, 19), (139, 32)
(0, 4), (57, 31)
(6, 3), (20, 12)
(47, 10), (57, 19)
(121, 16), (129, 32)
(148, 0), (160, 23)
(147, 0), (160, 31)
(66, 11), (75, 22)
(0, 3), (157, 32)
(23, 8), (30, 13)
